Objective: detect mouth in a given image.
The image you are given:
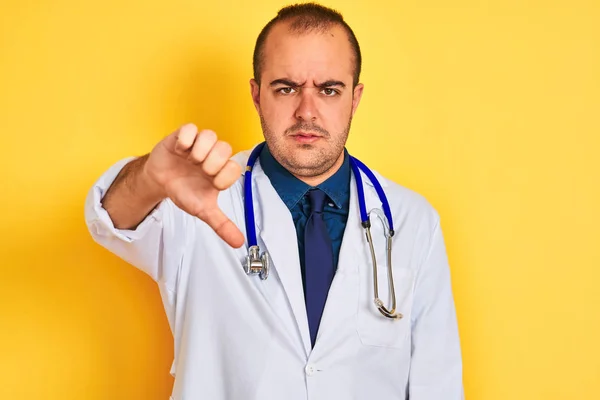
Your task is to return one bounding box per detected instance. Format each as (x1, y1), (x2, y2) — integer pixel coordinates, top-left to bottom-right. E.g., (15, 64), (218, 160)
(290, 131), (323, 144)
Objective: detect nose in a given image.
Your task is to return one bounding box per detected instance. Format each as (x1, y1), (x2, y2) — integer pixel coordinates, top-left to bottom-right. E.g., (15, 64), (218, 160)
(294, 90), (318, 122)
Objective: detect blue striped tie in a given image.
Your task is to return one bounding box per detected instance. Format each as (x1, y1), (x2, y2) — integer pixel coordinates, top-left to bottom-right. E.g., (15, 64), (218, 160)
(304, 189), (335, 348)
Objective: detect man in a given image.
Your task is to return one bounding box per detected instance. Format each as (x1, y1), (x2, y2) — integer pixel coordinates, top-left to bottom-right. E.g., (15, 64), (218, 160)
(85, 3), (464, 399)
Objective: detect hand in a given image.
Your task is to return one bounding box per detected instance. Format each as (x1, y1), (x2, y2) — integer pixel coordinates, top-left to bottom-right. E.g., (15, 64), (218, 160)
(143, 123), (245, 248)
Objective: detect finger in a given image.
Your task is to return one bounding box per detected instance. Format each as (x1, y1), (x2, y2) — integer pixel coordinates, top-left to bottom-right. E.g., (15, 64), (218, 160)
(173, 123), (199, 155)
(202, 141), (232, 176)
(188, 130), (217, 164)
(212, 160), (242, 190)
(199, 206), (245, 248)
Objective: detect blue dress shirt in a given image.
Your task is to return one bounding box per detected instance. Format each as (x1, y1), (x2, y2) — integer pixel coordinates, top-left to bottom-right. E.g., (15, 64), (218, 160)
(259, 144), (351, 293)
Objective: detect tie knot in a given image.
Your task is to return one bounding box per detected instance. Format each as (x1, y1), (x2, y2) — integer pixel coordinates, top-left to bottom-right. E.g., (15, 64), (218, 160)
(307, 189), (327, 213)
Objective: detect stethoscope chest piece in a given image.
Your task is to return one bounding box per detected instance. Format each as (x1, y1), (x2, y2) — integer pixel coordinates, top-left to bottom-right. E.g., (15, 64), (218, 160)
(244, 245), (270, 280)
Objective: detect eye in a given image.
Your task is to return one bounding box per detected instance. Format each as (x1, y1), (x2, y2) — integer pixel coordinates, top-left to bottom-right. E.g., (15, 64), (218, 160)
(277, 87), (297, 95)
(321, 88), (339, 96)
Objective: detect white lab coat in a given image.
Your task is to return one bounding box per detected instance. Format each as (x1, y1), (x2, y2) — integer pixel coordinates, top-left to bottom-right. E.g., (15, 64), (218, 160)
(84, 147), (464, 400)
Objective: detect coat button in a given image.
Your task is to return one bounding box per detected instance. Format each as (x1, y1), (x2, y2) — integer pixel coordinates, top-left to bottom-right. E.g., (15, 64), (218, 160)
(305, 365), (315, 376)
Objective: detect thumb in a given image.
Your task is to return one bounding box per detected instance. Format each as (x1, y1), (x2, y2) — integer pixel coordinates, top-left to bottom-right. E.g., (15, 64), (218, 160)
(198, 206), (245, 248)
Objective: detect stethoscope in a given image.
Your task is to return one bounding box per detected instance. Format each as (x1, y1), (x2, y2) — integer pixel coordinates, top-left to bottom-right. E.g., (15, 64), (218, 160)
(242, 142), (402, 320)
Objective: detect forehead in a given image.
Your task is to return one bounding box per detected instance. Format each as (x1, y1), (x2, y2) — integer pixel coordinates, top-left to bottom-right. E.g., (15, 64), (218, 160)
(261, 21), (354, 83)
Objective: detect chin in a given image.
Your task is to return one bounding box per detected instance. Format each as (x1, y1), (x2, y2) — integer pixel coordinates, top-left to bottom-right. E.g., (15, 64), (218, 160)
(290, 154), (332, 174)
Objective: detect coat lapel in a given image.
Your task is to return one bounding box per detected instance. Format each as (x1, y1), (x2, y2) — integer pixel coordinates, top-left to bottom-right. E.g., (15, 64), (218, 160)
(252, 167), (312, 356)
(311, 172), (362, 349)
(312, 168), (387, 349)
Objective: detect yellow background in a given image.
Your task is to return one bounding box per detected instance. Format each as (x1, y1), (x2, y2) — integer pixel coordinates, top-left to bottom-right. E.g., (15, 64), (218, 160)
(1, 0), (598, 398)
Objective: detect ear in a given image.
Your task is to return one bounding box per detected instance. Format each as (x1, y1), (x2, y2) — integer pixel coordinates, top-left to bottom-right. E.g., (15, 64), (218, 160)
(250, 78), (261, 112)
(351, 83), (364, 117)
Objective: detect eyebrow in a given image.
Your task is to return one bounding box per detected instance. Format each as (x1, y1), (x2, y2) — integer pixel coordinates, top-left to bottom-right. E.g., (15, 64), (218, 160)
(269, 78), (346, 89)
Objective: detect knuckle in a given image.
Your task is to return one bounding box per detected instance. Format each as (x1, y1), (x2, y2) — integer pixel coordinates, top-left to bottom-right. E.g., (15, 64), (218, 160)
(188, 133), (216, 163)
(214, 173), (233, 188)
(185, 201), (204, 219)
(197, 131), (218, 150)
(213, 163), (240, 190)
(176, 135), (194, 151)
(231, 162), (242, 175)
(202, 162), (219, 176)
(180, 122), (198, 133)
(188, 144), (206, 163)
(198, 129), (217, 140)
(202, 144), (230, 175)
(178, 123), (198, 140)
(213, 179), (228, 191)
(215, 140), (232, 157)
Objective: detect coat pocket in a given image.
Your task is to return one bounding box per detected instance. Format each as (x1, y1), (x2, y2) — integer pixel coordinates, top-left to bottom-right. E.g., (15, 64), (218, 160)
(356, 266), (415, 348)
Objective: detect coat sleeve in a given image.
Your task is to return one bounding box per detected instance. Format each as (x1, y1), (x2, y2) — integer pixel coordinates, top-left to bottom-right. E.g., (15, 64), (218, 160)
(83, 157), (188, 291)
(408, 217), (464, 399)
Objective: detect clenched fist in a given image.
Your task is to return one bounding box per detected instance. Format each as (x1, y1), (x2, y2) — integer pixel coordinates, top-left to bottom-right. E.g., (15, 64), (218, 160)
(142, 123), (245, 248)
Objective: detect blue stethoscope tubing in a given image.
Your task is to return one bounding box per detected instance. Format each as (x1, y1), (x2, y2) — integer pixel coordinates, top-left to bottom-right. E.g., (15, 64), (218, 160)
(243, 141), (402, 319)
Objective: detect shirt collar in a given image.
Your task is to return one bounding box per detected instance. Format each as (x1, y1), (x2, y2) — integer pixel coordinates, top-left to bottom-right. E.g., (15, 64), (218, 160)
(259, 144), (351, 210)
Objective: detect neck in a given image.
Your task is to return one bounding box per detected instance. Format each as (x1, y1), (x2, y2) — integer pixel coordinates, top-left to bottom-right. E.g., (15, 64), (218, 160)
(294, 151), (345, 187)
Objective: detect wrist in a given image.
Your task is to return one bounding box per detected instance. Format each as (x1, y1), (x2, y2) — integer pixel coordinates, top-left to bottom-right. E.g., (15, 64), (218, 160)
(137, 155), (166, 205)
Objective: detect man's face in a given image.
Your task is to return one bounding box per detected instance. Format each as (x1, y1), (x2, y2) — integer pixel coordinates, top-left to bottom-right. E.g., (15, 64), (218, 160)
(250, 21), (364, 180)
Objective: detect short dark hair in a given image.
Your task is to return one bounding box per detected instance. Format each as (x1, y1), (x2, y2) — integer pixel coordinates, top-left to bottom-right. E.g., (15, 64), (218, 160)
(252, 2), (362, 87)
